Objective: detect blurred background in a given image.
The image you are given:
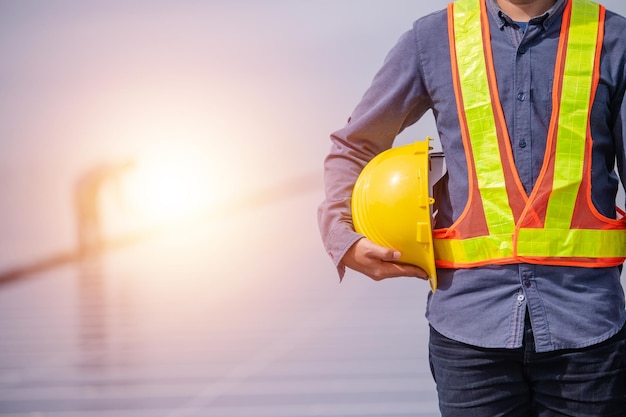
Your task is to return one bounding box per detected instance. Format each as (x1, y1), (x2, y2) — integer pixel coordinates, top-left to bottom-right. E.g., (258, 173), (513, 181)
(1, 1), (625, 416)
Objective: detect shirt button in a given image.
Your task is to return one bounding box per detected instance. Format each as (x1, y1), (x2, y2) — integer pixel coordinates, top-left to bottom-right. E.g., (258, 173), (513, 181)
(524, 280), (531, 288)
(517, 92), (526, 101)
(517, 294), (526, 302)
(519, 139), (527, 148)
(518, 47), (527, 54)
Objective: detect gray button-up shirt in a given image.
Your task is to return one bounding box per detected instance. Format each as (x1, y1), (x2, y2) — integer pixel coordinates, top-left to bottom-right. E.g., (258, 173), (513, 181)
(318, 0), (626, 352)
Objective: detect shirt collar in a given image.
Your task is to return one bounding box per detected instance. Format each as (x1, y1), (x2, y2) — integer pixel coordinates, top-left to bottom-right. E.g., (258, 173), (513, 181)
(486, 0), (568, 31)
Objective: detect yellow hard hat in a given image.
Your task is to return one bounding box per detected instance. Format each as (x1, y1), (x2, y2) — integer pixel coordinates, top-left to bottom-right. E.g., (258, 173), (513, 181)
(351, 138), (438, 291)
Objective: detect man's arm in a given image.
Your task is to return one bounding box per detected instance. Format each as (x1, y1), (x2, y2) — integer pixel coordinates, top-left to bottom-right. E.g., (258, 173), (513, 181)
(317, 26), (432, 279)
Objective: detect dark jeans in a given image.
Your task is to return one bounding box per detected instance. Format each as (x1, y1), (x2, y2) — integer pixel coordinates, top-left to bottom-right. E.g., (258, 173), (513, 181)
(428, 317), (626, 416)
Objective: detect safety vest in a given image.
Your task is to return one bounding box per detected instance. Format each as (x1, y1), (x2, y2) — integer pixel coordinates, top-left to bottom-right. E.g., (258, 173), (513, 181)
(433, 0), (626, 269)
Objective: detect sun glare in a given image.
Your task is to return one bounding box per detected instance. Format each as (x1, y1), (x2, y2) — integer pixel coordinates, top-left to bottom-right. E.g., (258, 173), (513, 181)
(123, 141), (214, 230)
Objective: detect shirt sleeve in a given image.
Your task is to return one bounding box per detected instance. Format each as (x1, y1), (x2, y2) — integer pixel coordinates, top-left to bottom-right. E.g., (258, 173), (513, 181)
(317, 26), (432, 278)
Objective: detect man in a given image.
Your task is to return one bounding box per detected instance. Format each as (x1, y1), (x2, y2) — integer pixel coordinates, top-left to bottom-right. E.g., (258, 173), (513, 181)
(317, 0), (626, 415)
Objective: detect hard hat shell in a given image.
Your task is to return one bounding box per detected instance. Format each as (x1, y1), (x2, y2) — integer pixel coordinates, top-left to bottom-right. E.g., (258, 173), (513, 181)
(351, 138), (437, 291)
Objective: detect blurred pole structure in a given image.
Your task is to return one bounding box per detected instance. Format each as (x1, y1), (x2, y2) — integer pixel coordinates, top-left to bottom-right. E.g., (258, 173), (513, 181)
(0, 160), (135, 286)
(74, 160), (136, 258)
(0, 170), (322, 285)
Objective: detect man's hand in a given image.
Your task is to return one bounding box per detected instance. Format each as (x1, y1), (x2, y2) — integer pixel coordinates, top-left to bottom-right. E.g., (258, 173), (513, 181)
(342, 237), (429, 281)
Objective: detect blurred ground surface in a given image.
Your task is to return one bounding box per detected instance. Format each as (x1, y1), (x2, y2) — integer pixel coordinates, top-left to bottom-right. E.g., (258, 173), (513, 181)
(0, 191), (438, 417)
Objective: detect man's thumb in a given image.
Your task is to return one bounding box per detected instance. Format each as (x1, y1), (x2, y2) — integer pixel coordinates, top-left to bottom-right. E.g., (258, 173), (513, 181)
(379, 247), (401, 262)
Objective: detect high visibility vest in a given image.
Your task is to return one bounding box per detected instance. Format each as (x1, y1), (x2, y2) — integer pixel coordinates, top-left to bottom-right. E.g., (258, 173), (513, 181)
(434, 0), (626, 269)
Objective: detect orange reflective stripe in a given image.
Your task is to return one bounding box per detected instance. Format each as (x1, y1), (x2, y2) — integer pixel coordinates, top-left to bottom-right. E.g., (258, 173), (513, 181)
(451, 0), (514, 237)
(436, 0), (516, 265)
(544, 0), (599, 229)
(446, 1), (480, 234)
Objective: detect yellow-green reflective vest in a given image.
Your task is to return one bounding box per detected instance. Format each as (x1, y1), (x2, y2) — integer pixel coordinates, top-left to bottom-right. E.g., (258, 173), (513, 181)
(434, 0), (626, 269)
